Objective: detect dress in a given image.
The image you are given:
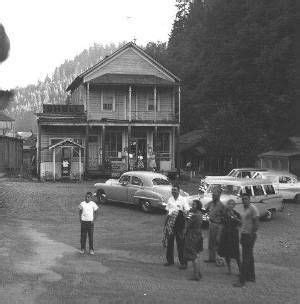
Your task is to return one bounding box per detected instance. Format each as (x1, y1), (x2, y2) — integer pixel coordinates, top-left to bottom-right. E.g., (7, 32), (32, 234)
(218, 209), (240, 259)
(183, 212), (203, 261)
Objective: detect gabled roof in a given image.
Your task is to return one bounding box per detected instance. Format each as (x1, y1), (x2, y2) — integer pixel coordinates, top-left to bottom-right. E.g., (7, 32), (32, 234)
(66, 42), (180, 92)
(0, 111), (14, 121)
(49, 138), (84, 150)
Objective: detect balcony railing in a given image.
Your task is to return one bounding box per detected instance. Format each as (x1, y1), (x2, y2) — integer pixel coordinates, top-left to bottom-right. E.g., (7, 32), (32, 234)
(131, 111), (176, 122)
(43, 104), (85, 114)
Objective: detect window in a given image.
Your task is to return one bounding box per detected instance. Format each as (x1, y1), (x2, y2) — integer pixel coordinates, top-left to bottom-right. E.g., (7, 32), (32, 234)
(279, 176), (292, 184)
(263, 185), (275, 195)
(207, 184), (241, 196)
(253, 185), (264, 196)
(152, 178), (171, 186)
(102, 90), (115, 111)
(244, 186), (253, 196)
(131, 176), (143, 186)
(105, 131), (122, 158)
(119, 175), (130, 184)
(241, 171), (251, 178)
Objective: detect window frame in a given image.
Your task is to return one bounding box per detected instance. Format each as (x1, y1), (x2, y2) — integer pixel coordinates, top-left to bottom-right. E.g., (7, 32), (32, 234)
(101, 89), (116, 112)
(131, 176), (143, 186)
(252, 185), (265, 196)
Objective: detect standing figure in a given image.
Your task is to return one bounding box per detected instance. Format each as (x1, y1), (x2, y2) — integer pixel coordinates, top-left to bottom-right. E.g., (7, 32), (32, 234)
(78, 192), (99, 255)
(233, 193), (259, 287)
(163, 184), (190, 268)
(205, 186), (226, 264)
(137, 150), (144, 170)
(183, 199), (204, 281)
(148, 148), (157, 172)
(218, 199), (241, 274)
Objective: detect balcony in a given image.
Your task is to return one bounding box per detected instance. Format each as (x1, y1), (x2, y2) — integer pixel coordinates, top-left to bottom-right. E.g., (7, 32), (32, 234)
(43, 104), (85, 115)
(131, 111), (176, 122)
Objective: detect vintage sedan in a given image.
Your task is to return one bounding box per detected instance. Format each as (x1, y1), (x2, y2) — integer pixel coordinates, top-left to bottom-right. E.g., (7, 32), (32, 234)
(94, 171), (189, 212)
(253, 171), (300, 203)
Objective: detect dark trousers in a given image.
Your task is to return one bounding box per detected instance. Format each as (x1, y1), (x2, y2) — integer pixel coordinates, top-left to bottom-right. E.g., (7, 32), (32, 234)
(80, 221), (94, 251)
(240, 233), (256, 283)
(166, 232), (186, 265)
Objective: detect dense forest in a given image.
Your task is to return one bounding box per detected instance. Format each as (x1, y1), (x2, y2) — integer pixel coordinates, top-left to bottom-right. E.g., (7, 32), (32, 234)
(7, 0), (296, 161)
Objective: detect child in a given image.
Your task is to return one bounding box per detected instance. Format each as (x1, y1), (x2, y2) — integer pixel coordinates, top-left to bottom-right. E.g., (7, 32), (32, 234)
(78, 192), (99, 255)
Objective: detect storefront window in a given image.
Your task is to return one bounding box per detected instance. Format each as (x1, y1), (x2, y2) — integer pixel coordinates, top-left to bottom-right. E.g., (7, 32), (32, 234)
(105, 131), (122, 159)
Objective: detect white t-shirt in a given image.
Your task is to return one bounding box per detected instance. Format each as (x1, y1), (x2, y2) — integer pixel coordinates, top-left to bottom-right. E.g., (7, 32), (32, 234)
(78, 201), (99, 221)
(165, 195), (190, 215)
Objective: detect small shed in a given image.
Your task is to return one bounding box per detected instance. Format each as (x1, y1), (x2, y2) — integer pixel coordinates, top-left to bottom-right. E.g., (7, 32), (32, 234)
(48, 138), (85, 181)
(258, 137), (300, 177)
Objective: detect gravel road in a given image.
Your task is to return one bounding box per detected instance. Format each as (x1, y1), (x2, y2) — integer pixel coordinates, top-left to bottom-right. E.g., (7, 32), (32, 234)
(0, 179), (299, 304)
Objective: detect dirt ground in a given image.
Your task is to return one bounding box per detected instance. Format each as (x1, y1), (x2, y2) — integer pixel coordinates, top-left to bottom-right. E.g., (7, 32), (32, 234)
(0, 179), (299, 304)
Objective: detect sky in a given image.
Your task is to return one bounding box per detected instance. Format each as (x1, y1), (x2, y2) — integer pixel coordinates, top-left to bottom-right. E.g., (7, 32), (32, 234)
(0, 0), (177, 90)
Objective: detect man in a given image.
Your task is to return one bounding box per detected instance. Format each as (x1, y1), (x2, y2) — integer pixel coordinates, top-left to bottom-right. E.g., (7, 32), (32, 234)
(164, 184), (190, 268)
(78, 192), (99, 255)
(205, 186), (226, 264)
(233, 193), (259, 287)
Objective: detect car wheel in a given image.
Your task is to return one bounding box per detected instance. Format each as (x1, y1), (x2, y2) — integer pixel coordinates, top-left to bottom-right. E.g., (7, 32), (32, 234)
(294, 194), (300, 204)
(140, 200), (151, 213)
(96, 189), (107, 205)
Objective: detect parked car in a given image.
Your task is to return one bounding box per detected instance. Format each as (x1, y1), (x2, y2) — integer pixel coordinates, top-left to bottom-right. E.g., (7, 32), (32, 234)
(191, 178), (284, 221)
(94, 171), (189, 213)
(199, 168), (269, 192)
(252, 171), (300, 203)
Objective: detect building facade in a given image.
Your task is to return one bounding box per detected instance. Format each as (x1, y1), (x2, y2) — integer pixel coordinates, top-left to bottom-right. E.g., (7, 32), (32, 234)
(36, 42), (181, 180)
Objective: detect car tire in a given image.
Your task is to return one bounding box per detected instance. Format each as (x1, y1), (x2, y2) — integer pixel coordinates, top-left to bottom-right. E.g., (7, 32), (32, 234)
(140, 200), (151, 213)
(96, 189), (107, 205)
(294, 194), (300, 204)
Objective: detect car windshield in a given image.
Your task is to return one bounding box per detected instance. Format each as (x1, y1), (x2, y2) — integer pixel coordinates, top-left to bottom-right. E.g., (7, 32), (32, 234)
(152, 178), (171, 186)
(207, 184), (241, 196)
(227, 169), (237, 177)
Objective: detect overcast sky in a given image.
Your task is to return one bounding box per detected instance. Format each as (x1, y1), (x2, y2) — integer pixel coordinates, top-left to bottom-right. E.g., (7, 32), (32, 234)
(0, 0), (177, 90)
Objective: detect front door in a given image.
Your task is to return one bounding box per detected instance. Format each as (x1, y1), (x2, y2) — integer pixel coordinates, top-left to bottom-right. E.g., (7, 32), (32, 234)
(88, 143), (99, 169)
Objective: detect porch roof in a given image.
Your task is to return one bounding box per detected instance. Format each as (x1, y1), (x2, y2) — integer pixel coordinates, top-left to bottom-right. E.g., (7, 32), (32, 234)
(90, 73), (177, 86)
(49, 138), (84, 150)
(258, 150), (300, 158)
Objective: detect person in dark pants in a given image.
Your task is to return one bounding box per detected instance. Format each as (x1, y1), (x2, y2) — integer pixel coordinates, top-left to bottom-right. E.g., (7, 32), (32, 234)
(163, 184), (190, 268)
(78, 192), (99, 255)
(233, 193), (259, 287)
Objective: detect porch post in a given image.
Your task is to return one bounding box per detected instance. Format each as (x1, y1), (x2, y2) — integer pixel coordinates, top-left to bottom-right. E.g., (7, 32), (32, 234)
(178, 86), (181, 124)
(154, 125), (158, 166)
(52, 148), (56, 181)
(102, 125), (106, 166)
(128, 125), (131, 170)
(128, 86), (132, 122)
(37, 123), (41, 179)
(172, 127), (176, 170)
(85, 125), (89, 177)
(79, 147), (82, 180)
(154, 86), (157, 122)
(175, 126), (180, 173)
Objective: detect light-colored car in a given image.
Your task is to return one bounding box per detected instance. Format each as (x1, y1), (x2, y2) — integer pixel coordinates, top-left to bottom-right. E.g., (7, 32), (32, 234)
(192, 178), (284, 221)
(253, 171), (300, 203)
(199, 168), (269, 192)
(94, 171), (188, 213)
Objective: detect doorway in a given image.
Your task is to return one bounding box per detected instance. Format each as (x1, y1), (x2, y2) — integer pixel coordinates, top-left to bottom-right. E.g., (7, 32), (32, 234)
(130, 138), (147, 170)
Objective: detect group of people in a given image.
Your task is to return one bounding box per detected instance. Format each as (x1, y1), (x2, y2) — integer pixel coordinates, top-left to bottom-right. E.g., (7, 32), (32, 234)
(78, 184), (259, 288)
(163, 184), (259, 287)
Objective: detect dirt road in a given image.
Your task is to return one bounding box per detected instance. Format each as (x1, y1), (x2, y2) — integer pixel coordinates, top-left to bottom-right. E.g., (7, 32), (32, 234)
(0, 180), (299, 303)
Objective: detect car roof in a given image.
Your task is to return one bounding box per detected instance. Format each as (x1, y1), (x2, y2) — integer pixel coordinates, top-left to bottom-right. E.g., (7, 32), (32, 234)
(256, 170), (297, 177)
(122, 171), (168, 180)
(230, 168), (268, 172)
(205, 177), (275, 186)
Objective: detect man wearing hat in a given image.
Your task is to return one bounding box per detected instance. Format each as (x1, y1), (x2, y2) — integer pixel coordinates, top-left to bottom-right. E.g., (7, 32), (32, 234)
(205, 186), (226, 263)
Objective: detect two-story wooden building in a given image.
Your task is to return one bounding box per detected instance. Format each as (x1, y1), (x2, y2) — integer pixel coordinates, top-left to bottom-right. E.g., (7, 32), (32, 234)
(36, 42), (181, 180)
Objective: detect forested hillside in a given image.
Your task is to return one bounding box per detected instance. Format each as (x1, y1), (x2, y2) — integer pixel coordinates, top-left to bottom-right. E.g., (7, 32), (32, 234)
(8, 42), (124, 131)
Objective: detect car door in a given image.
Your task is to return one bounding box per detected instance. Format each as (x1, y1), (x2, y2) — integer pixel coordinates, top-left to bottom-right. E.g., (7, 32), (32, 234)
(110, 175), (130, 203)
(251, 184), (268, 216)
(127, 175), (143, 204)
(262, 184), (282, 210)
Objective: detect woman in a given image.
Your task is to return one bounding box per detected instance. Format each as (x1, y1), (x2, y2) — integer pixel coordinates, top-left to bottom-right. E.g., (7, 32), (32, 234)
(218, 199), (241, 274)
(183, 199), (203, 281)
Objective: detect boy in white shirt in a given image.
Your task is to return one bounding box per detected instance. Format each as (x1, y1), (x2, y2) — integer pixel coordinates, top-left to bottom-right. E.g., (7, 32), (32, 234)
(78, 192), (99, 255)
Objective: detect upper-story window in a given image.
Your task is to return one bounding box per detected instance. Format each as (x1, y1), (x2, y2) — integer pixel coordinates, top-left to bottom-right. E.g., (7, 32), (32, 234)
(147, 90), (160, 111)
(102, 89), (115, 111)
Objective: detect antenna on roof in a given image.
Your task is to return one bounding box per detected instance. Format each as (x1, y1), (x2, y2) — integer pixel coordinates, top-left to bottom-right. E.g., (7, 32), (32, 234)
(126, 16), (136, 44)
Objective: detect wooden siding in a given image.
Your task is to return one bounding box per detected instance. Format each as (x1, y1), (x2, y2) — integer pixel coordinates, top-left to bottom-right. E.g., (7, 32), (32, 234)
(85, 48), (175, 83)
(40, 126), (86, 162)
(0, 136), (22, 174)
(88, 86), (174, 121)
